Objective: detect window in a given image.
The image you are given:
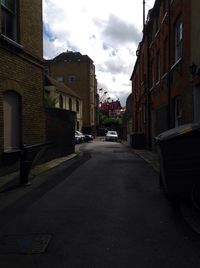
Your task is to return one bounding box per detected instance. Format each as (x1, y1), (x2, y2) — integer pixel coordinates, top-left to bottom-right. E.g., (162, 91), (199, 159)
(150, 59), (154, 88)
(163, 1), (167, 15)
(57, 76), (64, 82)
(76, 99), (79, 112)
(149, 26), (153, 44)
(156, 50), (160, 82)
(1, 0), (18, 41)
(193, 87), (200, 123)
(163, 37), (168, 74)
(155, 13), (159, 33)
(44, 67), (49, 75)
(174, 96), (182, 126)
(69, 98), (72, 110)
(59, 94), (63, 109)
(68, 75), (76, 83)
(141, 55), (144, 81)
(174, 17), (183, 63)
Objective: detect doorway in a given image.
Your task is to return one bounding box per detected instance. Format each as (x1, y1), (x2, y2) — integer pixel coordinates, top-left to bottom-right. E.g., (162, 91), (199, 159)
(3, 91), (21, 152)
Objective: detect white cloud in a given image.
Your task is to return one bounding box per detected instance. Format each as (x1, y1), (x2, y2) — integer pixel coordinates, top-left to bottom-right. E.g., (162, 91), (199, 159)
(43, 0), (155, 105)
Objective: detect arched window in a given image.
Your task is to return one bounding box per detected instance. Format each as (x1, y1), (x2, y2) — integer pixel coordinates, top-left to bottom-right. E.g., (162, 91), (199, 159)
(3, 91), (21, 151)
(59, 94), (63, 109)
(76, 99), (79, 112)
(69, 98), (72, 111)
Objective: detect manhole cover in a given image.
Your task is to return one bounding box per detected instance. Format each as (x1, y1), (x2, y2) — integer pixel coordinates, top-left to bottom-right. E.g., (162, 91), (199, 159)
(113, 150), (127, 153)
(0, 233), (52, 254)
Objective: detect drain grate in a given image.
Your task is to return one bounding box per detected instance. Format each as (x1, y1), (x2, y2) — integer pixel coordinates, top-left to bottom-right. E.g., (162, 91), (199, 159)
(0, 233), (52, 254)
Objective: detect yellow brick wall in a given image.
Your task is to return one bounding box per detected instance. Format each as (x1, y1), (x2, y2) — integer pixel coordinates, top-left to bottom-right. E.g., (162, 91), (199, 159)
(47, 61), (95, 130)
(0, 0), (45, 154)
(19, 0), (43, 59)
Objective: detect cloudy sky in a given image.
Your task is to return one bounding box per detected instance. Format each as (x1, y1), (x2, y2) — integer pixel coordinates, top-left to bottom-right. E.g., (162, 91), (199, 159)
(43, 0), (155, 106)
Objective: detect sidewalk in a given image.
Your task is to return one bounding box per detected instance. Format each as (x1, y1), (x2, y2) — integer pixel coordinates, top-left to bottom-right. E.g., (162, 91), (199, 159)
(134, 149), (160, 173)
(0, 152), (79, 192)
(0, 141), (160, 192)
(132, 146), (200, 235)
(121, 139), (160, 173)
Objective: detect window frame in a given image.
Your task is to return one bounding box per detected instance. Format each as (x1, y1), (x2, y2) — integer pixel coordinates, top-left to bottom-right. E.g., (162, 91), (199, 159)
(69, 97), (72, 111)
(174, 16), (183, 64)
(76, 99), (80, 112)
(68, 75), (76, 84)
(174, 96), (182, 126)
(1, 0), (18, 42)
(150, 59), (154, 89)
(59, 94), (63, 109)
(163, 37), (168, 75)
(57, 76), (64, 82)
(156, 49), (161, 83)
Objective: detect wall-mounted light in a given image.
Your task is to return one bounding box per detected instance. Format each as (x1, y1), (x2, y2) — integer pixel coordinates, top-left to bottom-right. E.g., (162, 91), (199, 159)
(189, 63), (200, 76)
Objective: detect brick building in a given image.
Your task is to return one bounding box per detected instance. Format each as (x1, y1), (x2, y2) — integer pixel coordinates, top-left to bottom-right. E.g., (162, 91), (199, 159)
(123, 93), (133, 140)
(190, 0), (200, 121)
(131, 0), (199, 150)
(0, 1), (45, 174)
(44, 75), (83, 131)
(45, 51), (97, 135)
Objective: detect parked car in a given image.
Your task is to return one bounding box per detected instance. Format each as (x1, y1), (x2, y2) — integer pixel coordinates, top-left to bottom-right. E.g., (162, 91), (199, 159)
(75, 132), (81, 144)
(75, 131), (85, 143)
(105, 131), (118, 141)
(84, 133), (94, 142)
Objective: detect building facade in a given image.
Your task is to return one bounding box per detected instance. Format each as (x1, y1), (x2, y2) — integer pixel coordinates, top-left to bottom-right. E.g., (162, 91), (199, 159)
(131, 0), (198, 150)
(0, 0), (45, 174)
(45, 51), (97, 135)
(44, 75), (83, 131)
(123, 93), (133, 140)
(190, 0), (200, 122)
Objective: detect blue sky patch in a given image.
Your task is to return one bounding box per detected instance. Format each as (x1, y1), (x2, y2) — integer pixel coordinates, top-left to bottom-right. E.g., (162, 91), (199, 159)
(43, 23), (56, 41)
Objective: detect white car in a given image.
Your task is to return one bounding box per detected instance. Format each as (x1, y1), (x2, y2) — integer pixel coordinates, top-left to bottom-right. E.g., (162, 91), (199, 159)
(75, 131), (85, 143)
(105, 131), (118, 141)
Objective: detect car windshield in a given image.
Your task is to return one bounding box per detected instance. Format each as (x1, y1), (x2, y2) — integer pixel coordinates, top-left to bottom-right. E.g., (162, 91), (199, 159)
(108, 131), (117, 135)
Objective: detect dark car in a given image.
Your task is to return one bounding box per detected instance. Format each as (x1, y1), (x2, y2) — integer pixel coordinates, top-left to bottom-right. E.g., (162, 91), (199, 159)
(84, 133), (94, 142)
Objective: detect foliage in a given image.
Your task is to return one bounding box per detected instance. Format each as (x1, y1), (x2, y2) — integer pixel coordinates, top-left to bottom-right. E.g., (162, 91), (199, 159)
(99, 112), (122, 127)
(44, 95), (57, 108)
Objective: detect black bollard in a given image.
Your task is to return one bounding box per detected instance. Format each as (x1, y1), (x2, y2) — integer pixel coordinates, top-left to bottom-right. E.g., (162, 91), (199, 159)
(20, 145), (31, 185)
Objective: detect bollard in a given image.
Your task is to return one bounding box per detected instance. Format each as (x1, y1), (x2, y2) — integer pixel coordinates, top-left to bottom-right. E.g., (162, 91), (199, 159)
(19, 142), (52, 186)
(20, 145), (31, 185)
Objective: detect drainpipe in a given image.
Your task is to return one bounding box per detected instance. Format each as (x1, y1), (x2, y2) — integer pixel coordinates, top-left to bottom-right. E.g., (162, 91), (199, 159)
(147, 38), (152, 150)
(144, 20), (152, 150)
(167, 0), (171, 129)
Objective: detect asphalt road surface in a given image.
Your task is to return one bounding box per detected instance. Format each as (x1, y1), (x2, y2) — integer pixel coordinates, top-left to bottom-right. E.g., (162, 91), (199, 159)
(1, 140), (200, 267)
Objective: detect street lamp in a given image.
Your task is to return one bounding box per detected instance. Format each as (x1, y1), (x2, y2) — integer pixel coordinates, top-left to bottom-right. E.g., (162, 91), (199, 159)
(189, 63), (200, 76)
